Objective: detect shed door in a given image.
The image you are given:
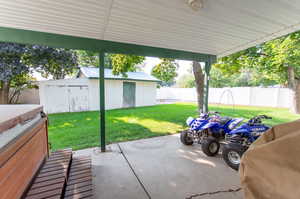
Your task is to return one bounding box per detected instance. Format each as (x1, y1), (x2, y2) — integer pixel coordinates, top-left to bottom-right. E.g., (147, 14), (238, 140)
(45, 85), (69, 113)
(68, 86), (89, 112)
(123, 82), (136, 108)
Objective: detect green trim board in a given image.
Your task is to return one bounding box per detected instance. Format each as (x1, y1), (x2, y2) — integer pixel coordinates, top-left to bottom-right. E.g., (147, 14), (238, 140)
(89, 77), (161, 82)
(0, 26), (216, 62)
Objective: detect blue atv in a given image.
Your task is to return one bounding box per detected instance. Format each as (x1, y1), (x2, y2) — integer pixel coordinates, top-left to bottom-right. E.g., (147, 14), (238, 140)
(222, 115), (271, 170)
(180, 112), (244, 156)
(180, 112), (212, 145)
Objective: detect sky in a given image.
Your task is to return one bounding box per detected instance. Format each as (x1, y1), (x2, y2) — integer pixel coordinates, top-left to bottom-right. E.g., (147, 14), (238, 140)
(33, 57), (194, 81)
(142, 57), (193, 80)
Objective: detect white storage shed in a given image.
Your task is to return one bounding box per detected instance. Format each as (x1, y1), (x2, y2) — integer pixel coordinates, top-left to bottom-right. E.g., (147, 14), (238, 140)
(39, 67), (159, 114)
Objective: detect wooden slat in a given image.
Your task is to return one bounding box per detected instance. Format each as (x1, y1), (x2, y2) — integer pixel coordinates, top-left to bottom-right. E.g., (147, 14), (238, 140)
(69, 169), (91, 177)
(66, 181), (92, 192)
(69, 165), (91, 173)
(40, 164), (69, 174)
(37, 169), (68, 178)
(50, 148), (72, 155)
(65, 185), (92, 197)
(67, 176), (93, 186)
(27, 182), (64, 196)
(35, 172), (66, 183)
(48, 155), (71, 161)
(64, 190), (93, 199)
(24, 149), (72, 199)
(25, 188), (62, 199)
(43, 160), (70, 169)
(30, 177), (65, 190)
(64, 156), (93, 199)
(68, 172), (92, 181)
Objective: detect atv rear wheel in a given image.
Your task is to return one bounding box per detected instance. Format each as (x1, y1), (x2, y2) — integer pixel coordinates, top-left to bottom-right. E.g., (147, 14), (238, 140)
(222, 143), (247, 171)
(180, 130), (193, 145)
(201, 137), (220, 156)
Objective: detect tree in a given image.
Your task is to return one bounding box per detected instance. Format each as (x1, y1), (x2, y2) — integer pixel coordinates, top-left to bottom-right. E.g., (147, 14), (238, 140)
(192, 61), (205, 112)
(151, 58), (178, 86)
(176, 74), (195, 88)
(76, 50), (99, 67)
(76, 50), (145, 76)
(29, 46), (78, 79)
(109, 54), (145, 76)
(9, 74), (37, 104)
(215, 31), (300, 113)
(0, 42), (78, 104)
(0, 43), (29, 104)
(209, 67), (277, 88)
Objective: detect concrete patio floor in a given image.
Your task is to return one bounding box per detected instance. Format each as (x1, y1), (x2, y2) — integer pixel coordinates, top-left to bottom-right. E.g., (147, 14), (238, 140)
(73, 134), (243, 199)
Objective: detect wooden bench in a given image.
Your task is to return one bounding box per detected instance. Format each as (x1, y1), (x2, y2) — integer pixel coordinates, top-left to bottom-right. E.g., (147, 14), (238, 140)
(23, 150), (93, 199)
(64, 156), (93, 199)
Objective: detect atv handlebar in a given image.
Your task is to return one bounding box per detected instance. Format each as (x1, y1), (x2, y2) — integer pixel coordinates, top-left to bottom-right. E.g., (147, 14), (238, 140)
(255, 115), (272, 120)
(207, 111), (221, 115)
(200, 111), (220, 118)
(248, 115), (272, 125)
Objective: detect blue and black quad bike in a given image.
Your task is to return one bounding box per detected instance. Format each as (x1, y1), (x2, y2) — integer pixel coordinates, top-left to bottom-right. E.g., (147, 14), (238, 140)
(180, 112), (244, 157)
(222, 115), (272, 170)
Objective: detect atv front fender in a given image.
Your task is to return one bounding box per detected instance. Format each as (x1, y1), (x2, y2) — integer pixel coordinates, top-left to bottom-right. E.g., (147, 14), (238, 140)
(199, 122), (219, 131)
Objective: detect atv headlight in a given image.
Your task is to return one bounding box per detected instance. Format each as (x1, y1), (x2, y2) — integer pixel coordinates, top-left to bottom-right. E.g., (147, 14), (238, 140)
(186, 117), (195, 126)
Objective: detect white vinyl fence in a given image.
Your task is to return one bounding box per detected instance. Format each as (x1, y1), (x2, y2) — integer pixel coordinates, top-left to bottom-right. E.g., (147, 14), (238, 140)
(157, 87), (291, 108)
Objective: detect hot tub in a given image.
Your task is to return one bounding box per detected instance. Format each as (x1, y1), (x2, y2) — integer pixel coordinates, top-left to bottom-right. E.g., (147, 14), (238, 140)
(0, 105), (49, 199)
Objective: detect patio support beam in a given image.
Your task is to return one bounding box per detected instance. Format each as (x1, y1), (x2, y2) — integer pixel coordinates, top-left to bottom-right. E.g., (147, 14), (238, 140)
(0, 27), (216, 62)
(99, 51), (106, 152)
(203, 60), (212, 113)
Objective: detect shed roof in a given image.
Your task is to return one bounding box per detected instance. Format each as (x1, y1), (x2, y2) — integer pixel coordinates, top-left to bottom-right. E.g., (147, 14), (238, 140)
(79, 67), (160, 82)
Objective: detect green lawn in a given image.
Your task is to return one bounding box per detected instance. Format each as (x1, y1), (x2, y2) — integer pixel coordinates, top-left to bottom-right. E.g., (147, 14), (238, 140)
(48, 103), (300, 151)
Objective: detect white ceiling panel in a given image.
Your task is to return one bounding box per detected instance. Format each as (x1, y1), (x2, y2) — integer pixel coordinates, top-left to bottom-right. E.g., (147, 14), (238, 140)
(0, 0), (300, 57)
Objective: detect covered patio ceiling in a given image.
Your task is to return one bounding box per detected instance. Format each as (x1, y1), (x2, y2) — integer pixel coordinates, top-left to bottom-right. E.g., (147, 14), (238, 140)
(1, 0), (300, 59)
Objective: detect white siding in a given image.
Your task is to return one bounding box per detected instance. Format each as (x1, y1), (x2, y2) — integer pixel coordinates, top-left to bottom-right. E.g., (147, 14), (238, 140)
(39, 78), (157, 113)
(136, 81), (157, 107)
(39, 79), (90, 113)
(88, 79), (123, 111)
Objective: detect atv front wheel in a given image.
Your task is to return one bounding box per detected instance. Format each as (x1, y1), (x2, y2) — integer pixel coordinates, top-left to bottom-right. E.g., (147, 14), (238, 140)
(201, 137), (220, 156)
(222, 143), (247, 171)
(180, 130), (193, 145)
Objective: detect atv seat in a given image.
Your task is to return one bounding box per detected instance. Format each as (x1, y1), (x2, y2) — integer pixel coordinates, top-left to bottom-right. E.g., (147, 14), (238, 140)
(218, 117), (232, 125)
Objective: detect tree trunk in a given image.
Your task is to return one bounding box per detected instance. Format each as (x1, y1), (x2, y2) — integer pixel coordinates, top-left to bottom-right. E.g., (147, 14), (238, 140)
(0, 81), (10, 104)
(287, 66), (300, 114)
(192, 61), (205, 113)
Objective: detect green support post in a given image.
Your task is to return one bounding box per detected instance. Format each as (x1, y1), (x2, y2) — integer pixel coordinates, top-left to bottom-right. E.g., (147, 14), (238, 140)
(99, 51), (106, 152)
(203, 60), (212, 113)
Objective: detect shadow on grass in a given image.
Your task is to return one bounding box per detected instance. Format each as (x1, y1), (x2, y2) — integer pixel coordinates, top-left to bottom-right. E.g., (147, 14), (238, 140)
(48, 116), (172, 151)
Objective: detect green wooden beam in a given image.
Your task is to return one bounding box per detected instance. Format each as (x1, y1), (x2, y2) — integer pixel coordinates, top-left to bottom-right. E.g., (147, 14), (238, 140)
(0, 26), (216, 62)
(99, 51), (106, 152)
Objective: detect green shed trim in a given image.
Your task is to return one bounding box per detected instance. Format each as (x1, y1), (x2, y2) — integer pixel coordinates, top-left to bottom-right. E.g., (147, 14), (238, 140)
(88, 77), (160, 82)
